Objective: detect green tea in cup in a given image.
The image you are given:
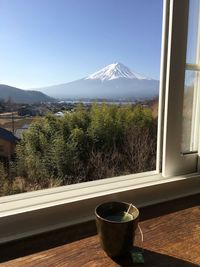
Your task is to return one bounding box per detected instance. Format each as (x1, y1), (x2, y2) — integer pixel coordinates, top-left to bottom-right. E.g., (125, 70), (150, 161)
(105, 211), (133, 222)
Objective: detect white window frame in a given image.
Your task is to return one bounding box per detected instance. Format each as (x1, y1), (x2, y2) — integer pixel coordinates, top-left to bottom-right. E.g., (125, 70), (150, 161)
(162, 0), (200, 176)
(1, 0), (200, 244)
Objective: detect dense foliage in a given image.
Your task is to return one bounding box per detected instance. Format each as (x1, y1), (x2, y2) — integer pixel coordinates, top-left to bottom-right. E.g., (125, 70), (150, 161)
(14, 103), (157, 191)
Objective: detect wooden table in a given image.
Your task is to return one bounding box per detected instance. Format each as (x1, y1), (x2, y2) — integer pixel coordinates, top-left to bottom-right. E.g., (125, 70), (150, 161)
(1, 194), (200, 266)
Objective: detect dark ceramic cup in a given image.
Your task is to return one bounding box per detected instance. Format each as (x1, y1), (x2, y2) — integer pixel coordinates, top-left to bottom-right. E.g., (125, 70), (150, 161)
(95, 201), (139, 258)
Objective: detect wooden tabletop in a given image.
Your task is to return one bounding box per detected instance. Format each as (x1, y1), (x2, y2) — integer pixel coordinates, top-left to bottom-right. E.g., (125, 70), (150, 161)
(1, 194), (200, 267)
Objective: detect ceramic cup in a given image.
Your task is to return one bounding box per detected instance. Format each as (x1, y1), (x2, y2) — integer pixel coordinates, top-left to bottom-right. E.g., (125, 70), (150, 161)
(95, 201), (139, 258)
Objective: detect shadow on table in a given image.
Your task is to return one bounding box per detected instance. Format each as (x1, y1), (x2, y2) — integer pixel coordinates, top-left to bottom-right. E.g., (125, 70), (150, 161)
(112, 248), (199, 267)
(0, 220), (97, 263)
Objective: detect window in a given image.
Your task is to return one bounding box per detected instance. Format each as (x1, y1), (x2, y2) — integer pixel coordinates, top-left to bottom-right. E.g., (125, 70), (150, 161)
(182, 0), (200, 153)
(162, 0), (200, 177)
(0, 0), (200, 243)
(0, 0), (163, 196)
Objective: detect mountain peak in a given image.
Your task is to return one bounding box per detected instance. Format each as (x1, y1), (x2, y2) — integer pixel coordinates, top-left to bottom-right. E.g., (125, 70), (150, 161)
(85, 63), (150, 81)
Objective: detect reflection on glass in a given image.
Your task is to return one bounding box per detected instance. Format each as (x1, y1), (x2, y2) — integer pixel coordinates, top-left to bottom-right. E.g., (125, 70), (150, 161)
(182, 70), (200, 152)
(186, 0), (200, 64)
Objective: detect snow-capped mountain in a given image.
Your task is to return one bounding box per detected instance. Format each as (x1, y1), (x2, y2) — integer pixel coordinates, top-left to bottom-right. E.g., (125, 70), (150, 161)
(85, 63), (150, 81)
(37, 63), (159, 100)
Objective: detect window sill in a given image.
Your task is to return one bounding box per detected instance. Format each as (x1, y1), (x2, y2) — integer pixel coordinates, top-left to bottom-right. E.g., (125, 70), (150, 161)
(0, 171), (200, 244)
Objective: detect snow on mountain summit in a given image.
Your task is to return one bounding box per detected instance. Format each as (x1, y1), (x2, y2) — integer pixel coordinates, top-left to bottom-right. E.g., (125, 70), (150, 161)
(85, 63), (150, 81)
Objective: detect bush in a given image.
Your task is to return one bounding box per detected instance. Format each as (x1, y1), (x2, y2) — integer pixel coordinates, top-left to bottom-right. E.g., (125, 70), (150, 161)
(15, 103), (157, 190)
(0, 162), (9, 196)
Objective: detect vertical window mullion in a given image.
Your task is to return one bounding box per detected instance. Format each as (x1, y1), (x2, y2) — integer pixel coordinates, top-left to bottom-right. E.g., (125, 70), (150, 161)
(156, 0), (171, 173)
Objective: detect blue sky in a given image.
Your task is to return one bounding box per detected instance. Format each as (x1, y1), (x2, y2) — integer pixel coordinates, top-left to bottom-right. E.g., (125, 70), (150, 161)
(0, 0), (163, 89)
(186, 0), (200, 64)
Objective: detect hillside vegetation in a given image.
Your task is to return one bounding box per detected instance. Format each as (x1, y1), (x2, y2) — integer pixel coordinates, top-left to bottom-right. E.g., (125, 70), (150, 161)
(1, 103), (157, 195)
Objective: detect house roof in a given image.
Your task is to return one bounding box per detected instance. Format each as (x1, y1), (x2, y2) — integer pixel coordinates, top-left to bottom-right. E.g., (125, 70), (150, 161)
(14, 124), (30, 139)
(55, 111), (64, 117)
(15, 128), (28, 139)
(0, 127), (19, 144)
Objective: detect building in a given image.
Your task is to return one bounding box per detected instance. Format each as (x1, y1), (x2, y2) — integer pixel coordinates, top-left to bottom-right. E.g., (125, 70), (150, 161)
(0, 127), (19, 158)
(15, 124), (30, 139)
(54, 111), (65, 117)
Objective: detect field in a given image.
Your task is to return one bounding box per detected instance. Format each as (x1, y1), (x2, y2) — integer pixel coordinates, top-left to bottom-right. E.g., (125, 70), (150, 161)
(0, 113), (36, 132)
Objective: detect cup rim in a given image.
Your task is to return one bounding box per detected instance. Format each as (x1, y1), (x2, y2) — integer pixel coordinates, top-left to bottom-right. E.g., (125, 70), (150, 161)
(95, 201), (139, 224)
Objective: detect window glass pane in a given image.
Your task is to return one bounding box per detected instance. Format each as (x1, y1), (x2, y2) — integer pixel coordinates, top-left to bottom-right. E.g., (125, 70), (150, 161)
(186, 0), (200, 64)
(182, 0), (200, 153)
(0, 0), (163, 196)
(182, 70), (200, 152)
